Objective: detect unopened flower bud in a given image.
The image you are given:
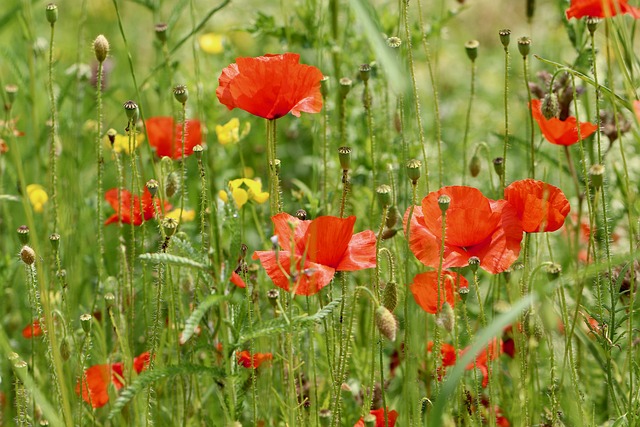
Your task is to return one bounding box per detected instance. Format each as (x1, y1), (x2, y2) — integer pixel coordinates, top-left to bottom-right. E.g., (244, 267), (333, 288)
(376, 184), (392, 208)
(93, 35), (109, 63)
(493, 157), (504, 176)
(146, 179), (159, 197)
(60, 337), (71, 361)
(123, 100), (138, 122)
(17, 225), (30, 245)
(589, 164), (604, 189)
(517, 37), (531, 57)
(465, 40), (479, 61)
(406, 159), (422, 184)
(339, 77), (352, 98)
(499, 29), (511, 48)
(438, 194), (451, 214)
(437, 302), (455, 332)
(375, 305), (397, 341)
(21, 245), (36, 265)
(165, 172), (180, 198)
(80, 313), (92, 333)
(45, 3), (58, 24)
(382, 281), (398, 312)
(526, 0), (535, 20)
(338, 146), (351, 170)
(468, 256), (480, 273)
(173, 85), (188, 104)
(546, 263), (562, 281)
(386, 206), (400, 228)
(469, 154), (481, 177)
(541, 93), (559, 119)
(155, 23), (168, 43)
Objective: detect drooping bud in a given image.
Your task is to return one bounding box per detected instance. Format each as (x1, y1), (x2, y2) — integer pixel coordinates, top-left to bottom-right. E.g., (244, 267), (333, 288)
(465, 40), (479, 61)
(173, 85), (188, 104)
(155, 23), (168, 43)
(375, 306), (397, 341)
(499, 29), (511, 49)
(17, 225), (30, 245)
(123, 100), (139, 122)
(338, 146), (351, 170)
(493, 157), (504, 176)
(438, 194), (451, 214)
(382, 281), (398, 312)
(469, 154), (481, 177)
(45, 3), (58, 24)
(541, 93), (559, 119)
(589, 164), (604, 190)
(517, 36), (531, 57)
(406, 159), (422, 184)
(20, 245), (36, 265)
(376, 184), (392, 208)
(93, 35), (110, 63)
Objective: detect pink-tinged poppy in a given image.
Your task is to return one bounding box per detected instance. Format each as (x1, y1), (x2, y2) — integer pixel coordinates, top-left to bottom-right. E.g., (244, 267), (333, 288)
(22, 319), (42, 338)
(236, 350), (272, 369)
(530, 99), (598, 146)
(566, 0), (640, 19)
(104, 187), (172, 226)
(217, 53), (323, 120)
(353, 408), (399, 427)
(405, 186), (523, 274)
(253, 213), (376, 296)
(504, 179), (570, 233)
(76, 352), (150, 408)
(410, 270), (469, 314)
(145, 117), (203, 159)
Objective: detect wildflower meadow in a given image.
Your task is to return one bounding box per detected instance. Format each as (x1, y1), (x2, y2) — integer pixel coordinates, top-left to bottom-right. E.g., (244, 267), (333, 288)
(1, 0), (640, 425)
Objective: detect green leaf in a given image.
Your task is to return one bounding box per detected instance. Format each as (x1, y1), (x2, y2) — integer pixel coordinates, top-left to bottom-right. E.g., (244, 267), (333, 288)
(139, 253), (209, 271)
(181, 293), (231, 344)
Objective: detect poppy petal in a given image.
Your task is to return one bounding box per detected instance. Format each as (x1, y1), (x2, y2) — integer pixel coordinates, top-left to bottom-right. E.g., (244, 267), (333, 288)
(410, 271), (468, 314)
(336, 230), (377, 271)
(504, 179), (570, 232)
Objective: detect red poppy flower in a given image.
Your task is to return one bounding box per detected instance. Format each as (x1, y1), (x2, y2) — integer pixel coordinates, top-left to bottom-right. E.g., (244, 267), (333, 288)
(104, 187), (171, 226)
(216, 53), (323, 120)
(410, 270), (469, 314)
(566, 0), (640, 19)
(253, 213), (377, 296)
(230, 271), (246, 288)
(236, 350), (273, 369)
(463, 338), (503, 388)
(353, 408), (399, 427)
(530, 99), (598, 146)
(404, 186), (523, 274)
(504, 179), (570, 233)
(76, 352), (150, 408)
(22, 319), (42, 338)
(635, 100), (640, 121)
(145, 117), (203, 159)
(427, 341), (457, 367)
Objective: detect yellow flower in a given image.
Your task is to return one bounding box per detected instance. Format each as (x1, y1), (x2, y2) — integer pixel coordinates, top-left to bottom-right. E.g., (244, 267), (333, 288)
(165, 208), (196, 222)
(198, 33), (225, 54)
(219, 178), (269, 209)
(26, 184), (48, 213)
(103, 128), (145, 154)
(216, 118), (251, 145)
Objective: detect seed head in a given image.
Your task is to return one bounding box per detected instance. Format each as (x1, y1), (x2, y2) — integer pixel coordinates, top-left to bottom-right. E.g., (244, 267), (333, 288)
(465, 40), (479, 61)
(173, 85), (188, 104)
(46, 3), (58, 24)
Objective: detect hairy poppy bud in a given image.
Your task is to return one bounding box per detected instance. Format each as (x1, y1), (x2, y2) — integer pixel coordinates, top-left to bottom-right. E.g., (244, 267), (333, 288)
(60, 337), (71, 361)
(386, 206), (400, 228)
(541, 93), (559, 119)
(381, 228), (398, 240)
(165, 172), (180, 198)
(21, 245), (36, 265)
(173, 85), (188, 104)
(17, 225), (30, 245)
(382, 281), (398, 312)
(465, 40), (479, 61)
(375, 306), (397, 341)
(93, 35), (109, 63)
(45, 3), (58, 24)
(437, 302), (455, 332)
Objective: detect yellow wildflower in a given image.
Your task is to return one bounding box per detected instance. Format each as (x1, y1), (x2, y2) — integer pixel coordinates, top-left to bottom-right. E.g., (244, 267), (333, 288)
(198, 33), (225, 54)
(165, 208), (196, 222)
(216, 118), (251, 145)
(218, 178), (269, 209)
(26, 184), (48, 213)
(103, 128), (145, 154)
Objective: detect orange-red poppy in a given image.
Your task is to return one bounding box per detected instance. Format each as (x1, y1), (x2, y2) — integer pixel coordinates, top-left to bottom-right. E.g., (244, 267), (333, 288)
(230, 271), (246, 288)
(216, 53), (323, 120)
(236, 350), (272, 369)
(565, 0), (640, 19)
(22, 319), (42, 338)
(404, 186), (522, 274)
(410, 270), (468, 314)
(76, 352), (150, 408)
(530, 99), (598, 146)
(353, 408), (399, 427)
(427, 341), (457, 367)
(104, 187), (171, 226)
(145, 117), (203, 159)
(463, 338), (503, 388)
(253, 213), (376, 296)
(504, 179), (570, 233)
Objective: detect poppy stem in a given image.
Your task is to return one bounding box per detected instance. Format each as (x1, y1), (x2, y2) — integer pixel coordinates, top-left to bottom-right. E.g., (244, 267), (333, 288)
(501, 36), (510, 193)
(522, 49), (535, 179)
(462, 52), (477, 186)
(266, 119), (281, 215)
(47, 13), (59, 234)
(179, 100), (187, 227)
(96, 60), (106, 286)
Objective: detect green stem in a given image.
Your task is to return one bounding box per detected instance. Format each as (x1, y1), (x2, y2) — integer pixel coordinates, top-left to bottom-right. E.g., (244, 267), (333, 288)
(462, 58), (476, 185)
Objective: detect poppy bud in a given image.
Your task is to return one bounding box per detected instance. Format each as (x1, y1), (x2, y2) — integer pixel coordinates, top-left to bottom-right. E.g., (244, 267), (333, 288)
(146, 179), (159, 197)
(541, 93), (559, 119)
(586, 17), (600, 35)
(465, 40), (479, 61)
(386, 205), (400, 228)
(526, 0), (535, 20)
(320, 76), (330, 98)
(386, 36), (402, 49)
(267, 289), (280, 308)
(589, 164), (604, 189)
(155, 23), (168, 42)
(339, 77), (352, 98)
(376, 184), (392, 208)
(406, 159), (422, 184)
(492, 157), (504, 176)
(438, 195), (451, 214)
(319, 409), (332, 427)
(192, 144), (204, 159)
(338, 146), (352, 170)
(5, 84), (18, 107)
(173, 85), (188, 104)
(295, 209), (307, 220)
(436, 302), (455, 333)
(382, 281), (398, 312)
(468, 256), (480, 273)
(21, 245), (36, 265)
(381, 228), (398, 240)
(45, 3), (58, 24)
(80, 313), (92, 333)
(375, 305), (397, 341)
(499, 29), (511, 48)
(93, 35), (109, 63)
(469, 154), (481, 177)
(49, 233), (60, 251)
(517, 37), (531, 57)
(364, 414), (377, 427)
(165, 172), (180, 198)
(123, 100), (139, 122)
(162, 217), (179, 237)
(359, 63), (371, 82)
(546, 263), (562, 281)
(106, 128), (117, 145)
(17, 225), (30, 245)
(60, 337), (71, 361)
